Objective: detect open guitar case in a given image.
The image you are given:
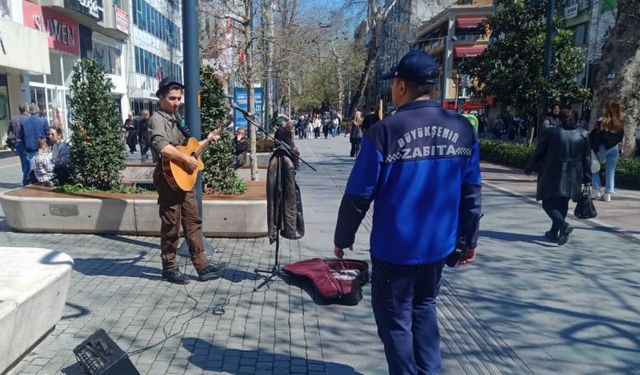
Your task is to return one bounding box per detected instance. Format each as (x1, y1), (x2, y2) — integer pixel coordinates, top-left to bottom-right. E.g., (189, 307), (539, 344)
(282, 258), (369, 306)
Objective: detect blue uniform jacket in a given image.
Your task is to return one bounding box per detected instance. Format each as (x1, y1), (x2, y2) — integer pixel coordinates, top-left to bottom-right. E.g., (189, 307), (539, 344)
(334, 99), (482, 265)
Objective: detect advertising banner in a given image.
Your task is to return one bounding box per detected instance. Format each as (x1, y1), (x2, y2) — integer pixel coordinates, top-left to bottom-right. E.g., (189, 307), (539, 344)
(233, 87), (263, 129)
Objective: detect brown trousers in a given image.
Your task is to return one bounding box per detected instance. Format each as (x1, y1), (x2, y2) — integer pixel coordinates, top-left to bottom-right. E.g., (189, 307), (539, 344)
(154, 169), (209, 272)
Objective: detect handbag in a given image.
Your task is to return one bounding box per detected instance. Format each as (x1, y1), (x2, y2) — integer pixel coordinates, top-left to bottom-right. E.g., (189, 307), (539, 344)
(574, 185), (598, 219)
(590, 150), (600, 174)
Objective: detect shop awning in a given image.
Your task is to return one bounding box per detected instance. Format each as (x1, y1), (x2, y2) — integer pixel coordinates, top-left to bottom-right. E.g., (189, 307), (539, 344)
(454, 45), (487, 58)
(456, 17), (486, 29)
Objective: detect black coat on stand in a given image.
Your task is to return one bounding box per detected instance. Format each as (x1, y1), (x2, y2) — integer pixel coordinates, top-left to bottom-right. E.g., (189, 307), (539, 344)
(267, 149), (304, 243)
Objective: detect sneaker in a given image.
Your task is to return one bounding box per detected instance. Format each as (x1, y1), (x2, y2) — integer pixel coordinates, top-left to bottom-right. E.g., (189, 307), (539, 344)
(197, 262), (227, 281)
(557, 223), (573, 246)
(602, 193), (611, 202)
(162, 268), (189, 284)
(590, 190), (601, 200)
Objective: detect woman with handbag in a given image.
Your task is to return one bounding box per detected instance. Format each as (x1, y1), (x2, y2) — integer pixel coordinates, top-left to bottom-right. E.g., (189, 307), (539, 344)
(525, 110), (591, 245)
(349, 110), (363, 157)
(589, 100), (625, 201)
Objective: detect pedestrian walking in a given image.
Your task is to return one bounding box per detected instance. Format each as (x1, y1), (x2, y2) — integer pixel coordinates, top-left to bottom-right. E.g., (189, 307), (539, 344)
(333, 50), (482, 375)
(589, 100), (625, 202)
(312, 115), (321, 139)
(525, 109), (591, 245)
(349, 111), (363, 157)
(20, 104), (49, 186)
(124, 112), (137, 153)
(138, 109), (151, 162)
(148, 77), (227, 284)
(8, 104), (29, 183)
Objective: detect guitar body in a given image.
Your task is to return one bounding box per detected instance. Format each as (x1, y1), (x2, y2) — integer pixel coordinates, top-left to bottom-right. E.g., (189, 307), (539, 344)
(162, 137), (205, 192)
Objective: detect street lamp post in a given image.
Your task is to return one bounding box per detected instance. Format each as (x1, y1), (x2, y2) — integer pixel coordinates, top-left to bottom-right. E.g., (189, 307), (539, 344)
(182, 0), (202, 209)
(538, 0), (555, 136)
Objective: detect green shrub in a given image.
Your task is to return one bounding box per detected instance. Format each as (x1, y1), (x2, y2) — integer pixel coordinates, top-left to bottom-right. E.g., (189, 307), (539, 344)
(615, 157), (640, 189)
(479, 139), (534, 169)
(480, 139), (640, 189)
(200, 66), (247, 194)
(256, 138), (275, 153)
(68, 59), (126, 190)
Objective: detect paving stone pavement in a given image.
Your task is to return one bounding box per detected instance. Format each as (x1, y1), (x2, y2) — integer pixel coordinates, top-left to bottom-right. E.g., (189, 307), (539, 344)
(1, 136), (640, 374)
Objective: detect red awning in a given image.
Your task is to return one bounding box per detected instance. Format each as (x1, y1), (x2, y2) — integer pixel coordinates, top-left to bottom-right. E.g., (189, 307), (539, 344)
(456, 17), (486, 29)
(454, 45), (486, 58)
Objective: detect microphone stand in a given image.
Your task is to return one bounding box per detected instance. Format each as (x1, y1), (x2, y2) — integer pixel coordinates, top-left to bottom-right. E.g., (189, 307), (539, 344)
(230, 101), (316, 291)
(230, 101), (317, 172)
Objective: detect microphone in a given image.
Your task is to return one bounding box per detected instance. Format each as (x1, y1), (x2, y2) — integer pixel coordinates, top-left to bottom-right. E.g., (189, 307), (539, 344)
(227, 96), (253, 117)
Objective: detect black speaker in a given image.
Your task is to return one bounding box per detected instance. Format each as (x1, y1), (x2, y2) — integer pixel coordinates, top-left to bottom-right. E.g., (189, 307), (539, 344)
(73, 329), (140, 375)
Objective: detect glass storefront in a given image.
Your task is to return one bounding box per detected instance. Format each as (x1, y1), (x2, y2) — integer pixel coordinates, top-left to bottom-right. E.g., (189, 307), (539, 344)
(30, 51), (77, 139)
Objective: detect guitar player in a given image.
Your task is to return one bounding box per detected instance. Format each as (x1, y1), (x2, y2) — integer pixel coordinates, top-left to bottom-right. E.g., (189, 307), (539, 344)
(148, 77), (227, 284)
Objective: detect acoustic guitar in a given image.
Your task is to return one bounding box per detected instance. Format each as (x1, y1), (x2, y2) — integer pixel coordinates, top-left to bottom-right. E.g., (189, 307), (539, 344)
(162, 137), (213, 192)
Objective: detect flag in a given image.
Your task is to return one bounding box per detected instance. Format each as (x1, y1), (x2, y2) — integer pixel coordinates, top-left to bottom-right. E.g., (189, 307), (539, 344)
(156, 65), (163, 82)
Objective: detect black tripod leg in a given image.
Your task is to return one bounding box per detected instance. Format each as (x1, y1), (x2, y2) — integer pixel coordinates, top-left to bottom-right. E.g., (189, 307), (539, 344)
(254, 236), (281, 291)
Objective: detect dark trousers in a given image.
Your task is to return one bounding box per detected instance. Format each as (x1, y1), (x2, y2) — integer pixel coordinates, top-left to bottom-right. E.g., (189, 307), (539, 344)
(542, 196), (569, 233)
(371, 256), (446, 375)
(126, 131), (137, 152)
(350, 138), (361, 157)
(15, 142), (30, 186)
(154, 170), (209, 272)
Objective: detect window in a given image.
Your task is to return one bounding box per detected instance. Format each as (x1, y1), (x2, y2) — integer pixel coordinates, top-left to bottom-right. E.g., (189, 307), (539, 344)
(46, 54), (63, 86)
(574, 23), (588, 46)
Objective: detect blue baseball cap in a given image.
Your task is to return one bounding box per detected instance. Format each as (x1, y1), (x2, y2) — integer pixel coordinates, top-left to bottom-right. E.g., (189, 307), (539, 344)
(381, 50), (440, 84)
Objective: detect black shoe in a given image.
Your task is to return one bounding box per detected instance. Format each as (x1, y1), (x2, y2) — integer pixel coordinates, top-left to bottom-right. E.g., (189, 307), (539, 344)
(544, 230), (558, 242)
(162, 268), (189, 284)
(557, 223), (573, 246)
(197, 262), (227, 282)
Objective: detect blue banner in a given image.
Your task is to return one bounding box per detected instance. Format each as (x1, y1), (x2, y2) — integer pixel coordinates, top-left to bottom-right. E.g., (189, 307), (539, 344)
(233, 87), (263, 129)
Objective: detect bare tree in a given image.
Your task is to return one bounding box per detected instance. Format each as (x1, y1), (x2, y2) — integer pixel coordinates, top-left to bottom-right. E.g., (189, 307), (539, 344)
(591, 0), (639, 156)
(345, 0), (398, 119)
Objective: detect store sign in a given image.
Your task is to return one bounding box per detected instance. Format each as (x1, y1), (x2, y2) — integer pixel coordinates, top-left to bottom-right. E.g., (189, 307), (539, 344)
(23, 1), (80, 55)
(65, 0), (104, 21)
(565, 0), (578, 19)
(115, 8), (128, 34)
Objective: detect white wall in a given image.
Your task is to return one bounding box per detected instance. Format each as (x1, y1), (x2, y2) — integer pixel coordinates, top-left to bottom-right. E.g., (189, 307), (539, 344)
(0, 20), (50, 74)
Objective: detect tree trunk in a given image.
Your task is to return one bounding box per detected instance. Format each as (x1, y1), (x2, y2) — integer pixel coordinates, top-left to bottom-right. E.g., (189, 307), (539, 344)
(331, 44), (345, 117)
(348, 34), (376, 117)
(591, 0), (639, 156)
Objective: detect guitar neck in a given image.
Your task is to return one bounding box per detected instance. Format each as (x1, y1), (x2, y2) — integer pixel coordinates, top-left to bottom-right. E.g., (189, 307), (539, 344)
(194, 139), (212, 159)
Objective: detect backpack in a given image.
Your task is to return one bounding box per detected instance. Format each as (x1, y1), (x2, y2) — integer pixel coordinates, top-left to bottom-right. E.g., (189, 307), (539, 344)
(283, 258), (369, 305)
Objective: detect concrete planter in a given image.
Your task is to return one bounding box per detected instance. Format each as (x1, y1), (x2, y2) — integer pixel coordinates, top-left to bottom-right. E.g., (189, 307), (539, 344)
(0, 247), (73, 374)
(0, 185), (267, 237)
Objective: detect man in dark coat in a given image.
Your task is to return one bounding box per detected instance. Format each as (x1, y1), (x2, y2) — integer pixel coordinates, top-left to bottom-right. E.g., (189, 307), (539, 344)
(137, 109), (151, 162)
(526, 109), (591, 245)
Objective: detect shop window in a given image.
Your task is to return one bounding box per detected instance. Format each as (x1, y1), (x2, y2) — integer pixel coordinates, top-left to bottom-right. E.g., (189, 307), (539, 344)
(46, 55), (64, 86)
(62, 54), (78, 86)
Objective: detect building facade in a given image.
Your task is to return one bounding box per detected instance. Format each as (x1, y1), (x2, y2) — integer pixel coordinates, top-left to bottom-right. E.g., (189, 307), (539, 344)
(564, 0), (618, 90)
(22, 0), (130, 137)
(0, 0), (50, 145)
(371, 0), (456, 110)
(126, 0), (182, 116)
(415, 0), (494, 111)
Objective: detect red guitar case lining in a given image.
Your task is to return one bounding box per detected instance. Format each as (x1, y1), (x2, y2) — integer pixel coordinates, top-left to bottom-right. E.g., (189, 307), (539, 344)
(282, 258), (369, 305)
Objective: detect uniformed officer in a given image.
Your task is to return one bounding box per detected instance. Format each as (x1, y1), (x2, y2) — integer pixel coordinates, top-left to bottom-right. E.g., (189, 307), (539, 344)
(149, 77), (227, 284)
(333, 50), (482, 374)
